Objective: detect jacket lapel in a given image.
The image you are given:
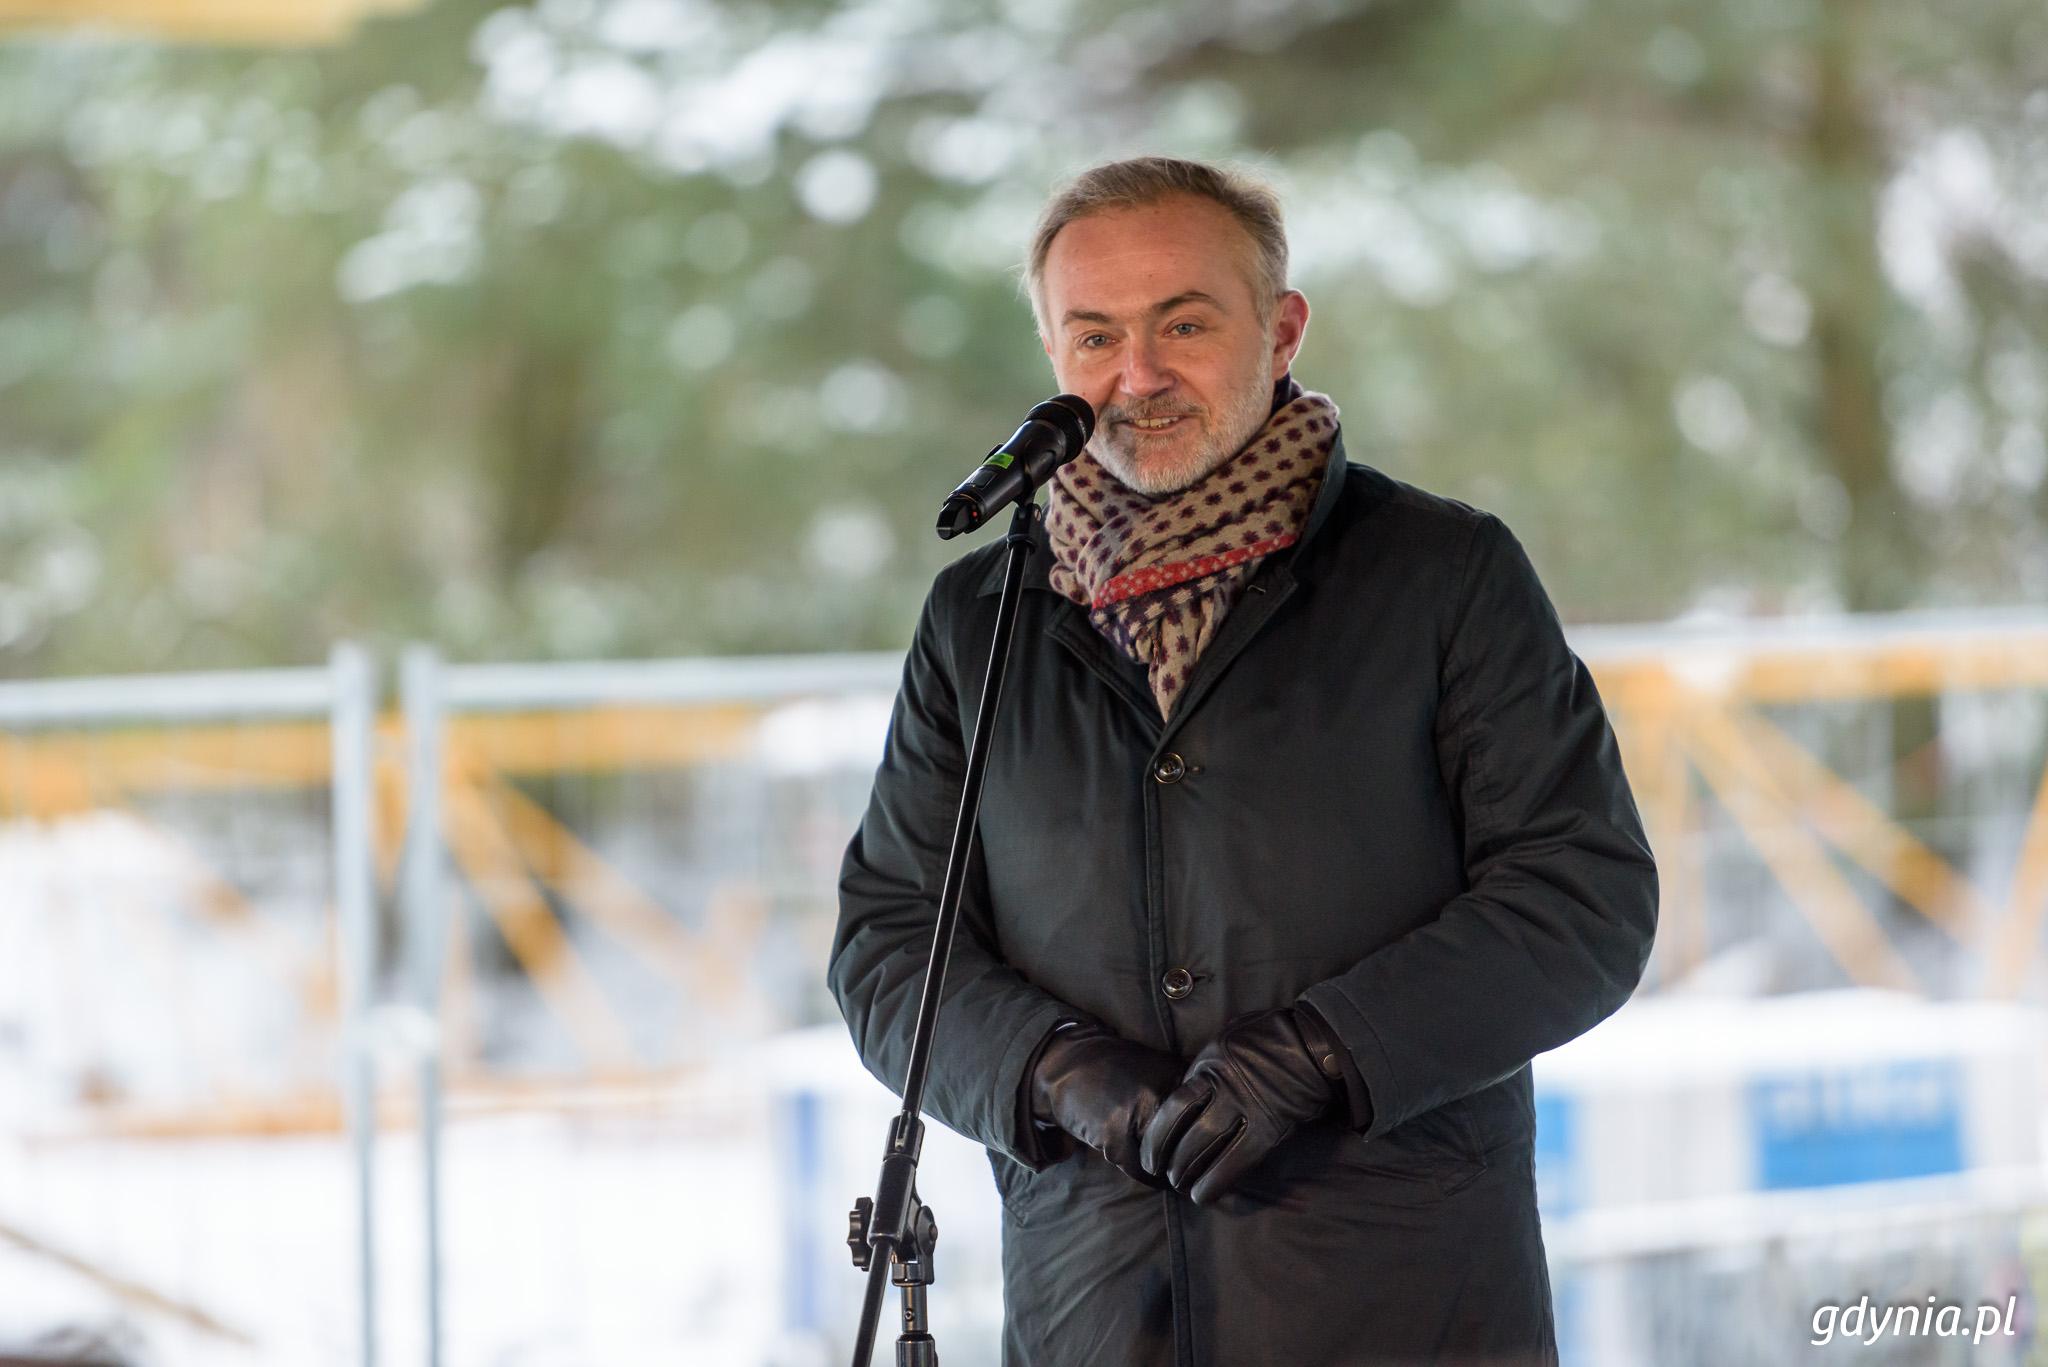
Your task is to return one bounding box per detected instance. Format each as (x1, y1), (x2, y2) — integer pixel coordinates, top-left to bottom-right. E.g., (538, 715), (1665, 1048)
(1044, 611), (1160, 731)
(1150, 430), (1349, 747)
(1148, 559), (1297, 750)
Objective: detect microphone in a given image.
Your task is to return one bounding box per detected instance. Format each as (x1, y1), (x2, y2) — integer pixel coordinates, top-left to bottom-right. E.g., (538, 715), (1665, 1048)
(935, 394), (1095, 540)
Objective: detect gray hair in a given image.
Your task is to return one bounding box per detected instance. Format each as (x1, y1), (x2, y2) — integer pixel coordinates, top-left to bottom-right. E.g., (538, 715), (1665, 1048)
(1023, 156), (1290, 334)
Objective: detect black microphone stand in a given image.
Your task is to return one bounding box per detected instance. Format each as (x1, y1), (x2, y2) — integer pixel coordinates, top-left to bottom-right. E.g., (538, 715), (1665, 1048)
(843, 497), (1043, 1367)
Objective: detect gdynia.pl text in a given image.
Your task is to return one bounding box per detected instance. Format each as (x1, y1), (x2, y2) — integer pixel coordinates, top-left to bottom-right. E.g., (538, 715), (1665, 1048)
(1811, 1295), (2018, 1347)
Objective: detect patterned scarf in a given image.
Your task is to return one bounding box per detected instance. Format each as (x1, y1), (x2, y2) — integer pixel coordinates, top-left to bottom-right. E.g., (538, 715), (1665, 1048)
(1045, 385), (1340, 720)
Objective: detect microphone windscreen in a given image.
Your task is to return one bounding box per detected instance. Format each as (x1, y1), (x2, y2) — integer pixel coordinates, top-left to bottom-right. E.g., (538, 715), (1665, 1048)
(1036, 394), (1096, 452)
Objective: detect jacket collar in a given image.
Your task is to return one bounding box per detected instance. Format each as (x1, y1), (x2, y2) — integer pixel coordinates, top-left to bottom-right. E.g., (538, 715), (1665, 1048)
(974, 426), (1351, 599)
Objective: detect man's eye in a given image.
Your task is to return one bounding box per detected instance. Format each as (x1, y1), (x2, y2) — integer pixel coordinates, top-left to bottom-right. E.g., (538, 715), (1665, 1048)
(1080, 334), (1111, 349)
(1169, 322), (1200, 337)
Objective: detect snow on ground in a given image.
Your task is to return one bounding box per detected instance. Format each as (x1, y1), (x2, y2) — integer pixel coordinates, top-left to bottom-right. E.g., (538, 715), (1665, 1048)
(1, 1029), (1010, 1366)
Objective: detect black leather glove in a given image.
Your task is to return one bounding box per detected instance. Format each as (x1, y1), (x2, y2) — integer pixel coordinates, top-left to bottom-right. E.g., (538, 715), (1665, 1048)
(1138, 1007), (1342, 1205)
(1028, 1020), (1187, 1187)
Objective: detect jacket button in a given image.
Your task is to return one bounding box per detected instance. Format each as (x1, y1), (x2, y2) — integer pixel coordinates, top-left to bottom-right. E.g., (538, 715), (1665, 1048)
(1161, 967), (1194, 1000)
(1152, 753), (1187, 785)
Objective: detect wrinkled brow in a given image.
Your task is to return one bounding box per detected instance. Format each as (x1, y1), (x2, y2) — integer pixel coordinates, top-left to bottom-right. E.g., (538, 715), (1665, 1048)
(1061, 290), (1228, 328)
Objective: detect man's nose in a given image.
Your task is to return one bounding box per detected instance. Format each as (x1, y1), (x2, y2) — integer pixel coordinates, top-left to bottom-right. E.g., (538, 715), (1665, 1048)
(1115, 335), (1175, 401)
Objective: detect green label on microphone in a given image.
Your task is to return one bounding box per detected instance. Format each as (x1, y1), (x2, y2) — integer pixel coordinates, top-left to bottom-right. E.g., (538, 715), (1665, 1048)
(984, 451), (1014, 469)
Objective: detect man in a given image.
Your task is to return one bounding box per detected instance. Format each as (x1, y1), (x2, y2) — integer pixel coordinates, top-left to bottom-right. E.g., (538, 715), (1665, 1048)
(828, 156), (1657, 1366)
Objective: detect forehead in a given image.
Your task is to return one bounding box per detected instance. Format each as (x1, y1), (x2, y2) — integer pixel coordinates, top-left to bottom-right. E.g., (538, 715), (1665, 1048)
(1040, 195), (1260, 322)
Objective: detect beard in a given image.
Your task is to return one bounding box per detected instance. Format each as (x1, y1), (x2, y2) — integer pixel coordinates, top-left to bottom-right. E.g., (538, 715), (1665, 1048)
(1087, 365), (1275, 498)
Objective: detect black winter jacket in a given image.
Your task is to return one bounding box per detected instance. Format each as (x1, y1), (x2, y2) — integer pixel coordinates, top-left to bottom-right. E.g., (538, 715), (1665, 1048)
(830, 431), (1658, 1366)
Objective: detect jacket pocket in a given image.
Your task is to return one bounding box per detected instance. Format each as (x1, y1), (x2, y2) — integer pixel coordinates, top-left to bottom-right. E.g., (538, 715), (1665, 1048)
(987, 1148), (1042, 1225)
(1335, 1098), (1491, 1206)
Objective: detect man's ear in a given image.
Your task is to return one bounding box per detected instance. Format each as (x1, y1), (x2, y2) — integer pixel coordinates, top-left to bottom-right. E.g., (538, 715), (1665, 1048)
(1269, 290), (1310, 375)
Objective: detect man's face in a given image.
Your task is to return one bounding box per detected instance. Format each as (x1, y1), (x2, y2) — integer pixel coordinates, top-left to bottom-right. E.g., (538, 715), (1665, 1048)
(1039, 194), (1309, 497)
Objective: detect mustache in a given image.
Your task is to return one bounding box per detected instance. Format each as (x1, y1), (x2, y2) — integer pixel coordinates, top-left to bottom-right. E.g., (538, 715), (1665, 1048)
(1102, 403), (1201, 424)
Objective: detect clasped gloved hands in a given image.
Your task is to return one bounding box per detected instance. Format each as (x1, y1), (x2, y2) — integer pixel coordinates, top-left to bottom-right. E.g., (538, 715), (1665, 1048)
(1138, 1006), (1344, 1205)
(1028, 1021), (1187, 1187)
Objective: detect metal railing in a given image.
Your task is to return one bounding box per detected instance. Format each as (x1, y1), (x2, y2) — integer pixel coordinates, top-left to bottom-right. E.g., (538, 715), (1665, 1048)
(4, 607), (2048, 1363)
(0, 645), (379, 1364)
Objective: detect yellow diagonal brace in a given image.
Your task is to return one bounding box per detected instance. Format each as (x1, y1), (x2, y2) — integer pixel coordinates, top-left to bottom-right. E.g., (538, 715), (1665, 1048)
(1622, 700), (1704, 985)
(477, 774), (739, 1008)
(441, 775), (637, 1071)
(0, 1215), (254, 1345)
(1679, 705), (1920, 991)
(1987, 758), (2048, 997)
(1728, 709), (1991, 938)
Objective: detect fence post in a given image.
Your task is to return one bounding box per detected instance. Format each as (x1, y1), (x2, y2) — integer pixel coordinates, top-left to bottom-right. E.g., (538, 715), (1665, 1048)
(330, 641), (380, 1367)
(402, 645), (448, 1367)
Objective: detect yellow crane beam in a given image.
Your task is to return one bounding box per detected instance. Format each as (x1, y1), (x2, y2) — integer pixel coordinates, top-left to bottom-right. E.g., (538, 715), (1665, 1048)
(0, 0), (425, 44)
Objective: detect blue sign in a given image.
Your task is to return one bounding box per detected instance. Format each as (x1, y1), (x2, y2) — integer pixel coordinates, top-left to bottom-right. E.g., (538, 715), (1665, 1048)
(779, 1089), (825, 1330)
(1750, 1060), (1964, 1190)
(1533, 1088), (1578, 1217)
